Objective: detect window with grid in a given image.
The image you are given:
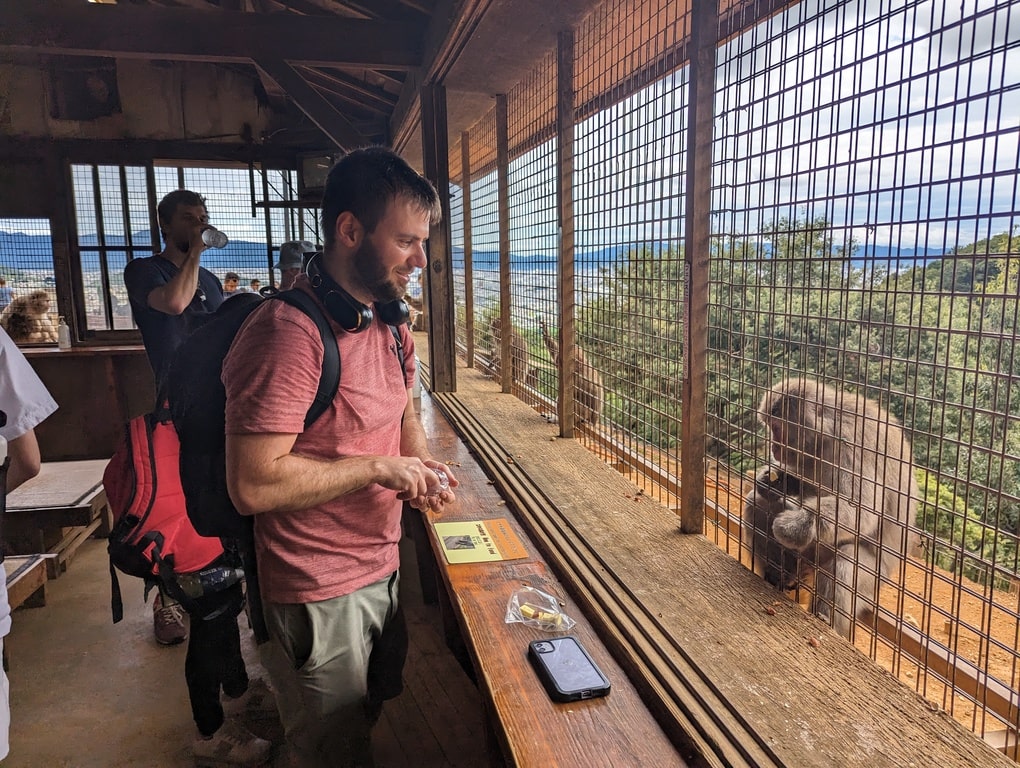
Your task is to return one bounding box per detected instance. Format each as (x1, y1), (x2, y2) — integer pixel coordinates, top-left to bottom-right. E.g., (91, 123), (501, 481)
(70, 162), (309, 338)
(447, 0), (1020, 750)
(0, 218), (59, 345)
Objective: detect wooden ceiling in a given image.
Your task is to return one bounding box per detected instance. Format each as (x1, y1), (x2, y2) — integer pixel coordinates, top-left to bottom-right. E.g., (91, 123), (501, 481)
(0, 0), (601, 167)
(0, 0), (786, 169)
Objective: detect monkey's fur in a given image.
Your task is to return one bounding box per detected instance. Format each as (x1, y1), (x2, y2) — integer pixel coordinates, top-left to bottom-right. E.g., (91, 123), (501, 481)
(743, 378), (918, 638)
(488, 316), (528, 384)
(1, 290), (58, 344)
(539, 319), (604, 426)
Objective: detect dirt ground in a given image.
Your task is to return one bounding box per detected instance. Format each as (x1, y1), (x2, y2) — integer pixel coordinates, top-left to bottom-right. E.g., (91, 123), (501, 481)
(602, 450), (1020, 740)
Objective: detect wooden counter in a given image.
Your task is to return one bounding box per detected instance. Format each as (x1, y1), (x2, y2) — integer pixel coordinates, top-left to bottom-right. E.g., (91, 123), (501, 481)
(22, 345), (155, 461)
(412, 391), (690, 768)
(5, 460), (111, 578)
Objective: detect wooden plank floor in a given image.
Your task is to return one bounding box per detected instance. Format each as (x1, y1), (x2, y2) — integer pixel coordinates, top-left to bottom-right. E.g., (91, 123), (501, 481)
(4, 532), (494, 767)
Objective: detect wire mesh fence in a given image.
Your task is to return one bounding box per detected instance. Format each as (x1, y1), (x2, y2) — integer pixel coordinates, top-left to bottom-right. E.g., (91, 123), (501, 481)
(55, 162), (314, 338)
(447, 0), (1020, 752)
(0, 218), (60, 342)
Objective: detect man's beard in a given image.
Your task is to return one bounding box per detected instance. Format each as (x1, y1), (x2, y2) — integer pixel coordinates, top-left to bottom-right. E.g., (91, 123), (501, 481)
(354, 237), (403, 303)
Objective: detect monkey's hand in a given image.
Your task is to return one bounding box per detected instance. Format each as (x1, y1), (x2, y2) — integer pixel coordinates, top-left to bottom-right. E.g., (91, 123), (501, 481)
(752, 466), (802, 500)
(771, 501), (818, 551)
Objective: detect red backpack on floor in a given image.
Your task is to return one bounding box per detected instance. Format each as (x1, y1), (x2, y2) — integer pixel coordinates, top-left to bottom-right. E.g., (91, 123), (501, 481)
(104, 406), (226, 622)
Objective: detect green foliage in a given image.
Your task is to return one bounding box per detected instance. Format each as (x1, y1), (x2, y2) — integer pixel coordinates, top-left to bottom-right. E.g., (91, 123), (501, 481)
(582, 215), (1020, 577)
(916, 468), (1019, 587)
(578, 245), (684, 448)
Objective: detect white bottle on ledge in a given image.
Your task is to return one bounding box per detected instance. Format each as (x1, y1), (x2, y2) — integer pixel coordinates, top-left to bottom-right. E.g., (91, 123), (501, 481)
(57, 317), (71, 350)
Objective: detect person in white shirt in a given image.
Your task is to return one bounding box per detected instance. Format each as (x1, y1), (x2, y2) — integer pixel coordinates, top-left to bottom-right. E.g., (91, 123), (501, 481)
(0, 327), (58, 760)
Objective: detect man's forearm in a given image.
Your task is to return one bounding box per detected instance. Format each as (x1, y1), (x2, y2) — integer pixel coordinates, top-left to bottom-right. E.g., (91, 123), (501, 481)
(228, 448), (381, 516)
(400, 396), (432, 460)
(7, 430), (41, 492)
(149, 253), (202, 315)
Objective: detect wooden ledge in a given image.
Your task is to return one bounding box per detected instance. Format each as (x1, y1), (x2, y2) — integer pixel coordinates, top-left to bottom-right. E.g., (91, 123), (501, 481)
(20, 344), (147, 358)
(424, 365), (1012, 768)
(4, 555), (49, 610)
(415, 391), (690, 768)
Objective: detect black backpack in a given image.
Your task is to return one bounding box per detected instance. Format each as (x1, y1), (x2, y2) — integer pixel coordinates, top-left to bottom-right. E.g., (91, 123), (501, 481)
(166, 290), (339, 539)
(165, 289), (407, 540)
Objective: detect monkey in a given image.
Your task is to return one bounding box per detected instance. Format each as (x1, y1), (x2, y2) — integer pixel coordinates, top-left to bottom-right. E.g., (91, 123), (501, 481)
(742, 378), (918, 638)
(539, 318), (604, 426)
(1, 290), (58, 344)
(743, 464), (808, 593)
(488, 315), (528, 384)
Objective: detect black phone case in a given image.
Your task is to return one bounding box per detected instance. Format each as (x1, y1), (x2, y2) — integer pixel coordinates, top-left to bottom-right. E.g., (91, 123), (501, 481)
(528, 635), (611, 703)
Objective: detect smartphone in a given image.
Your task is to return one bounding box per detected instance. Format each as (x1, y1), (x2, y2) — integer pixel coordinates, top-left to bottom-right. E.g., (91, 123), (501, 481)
(528, 635), (611, 703)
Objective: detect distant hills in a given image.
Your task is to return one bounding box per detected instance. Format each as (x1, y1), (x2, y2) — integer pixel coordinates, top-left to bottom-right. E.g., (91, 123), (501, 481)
(0, 230), (277, 274)
(0, 229), (947, 276)
(451, 242), (946, 271)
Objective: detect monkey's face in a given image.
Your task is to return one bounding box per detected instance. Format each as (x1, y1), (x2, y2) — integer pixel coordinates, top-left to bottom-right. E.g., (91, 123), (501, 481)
(765, 417), (822, 478)
(30, 295), (50, 315)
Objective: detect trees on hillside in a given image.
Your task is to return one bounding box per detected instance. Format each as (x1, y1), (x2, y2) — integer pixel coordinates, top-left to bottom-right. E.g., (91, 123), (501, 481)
(576, 218), (1019, 579)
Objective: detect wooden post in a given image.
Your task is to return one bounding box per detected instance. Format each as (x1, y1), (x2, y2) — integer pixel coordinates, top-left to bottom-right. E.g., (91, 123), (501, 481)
(556, 30), (577, 437)
(461, 131), (476, 368)
(420, 82), (457, 392)
(496, 94), (512, 394)
(46, 155), (81, 344)
(680, 0), (718, 534)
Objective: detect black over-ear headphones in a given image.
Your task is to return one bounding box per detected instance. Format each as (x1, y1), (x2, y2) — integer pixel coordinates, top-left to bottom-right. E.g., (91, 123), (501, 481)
(306, 253), (410, 333)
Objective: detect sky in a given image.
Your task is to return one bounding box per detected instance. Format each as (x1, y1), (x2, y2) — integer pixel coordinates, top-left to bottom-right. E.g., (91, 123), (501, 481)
(455, 0), (1019, 257)
(4, 0), (1017, 262)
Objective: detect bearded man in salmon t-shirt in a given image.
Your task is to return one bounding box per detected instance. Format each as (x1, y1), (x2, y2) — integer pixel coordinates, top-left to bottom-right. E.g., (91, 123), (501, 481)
(222, 146), (458, 768)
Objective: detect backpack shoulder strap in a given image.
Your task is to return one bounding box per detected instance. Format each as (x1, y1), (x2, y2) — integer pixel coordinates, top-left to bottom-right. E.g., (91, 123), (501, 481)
(273, 290), (341, 429)
(388, 324), (407, 384)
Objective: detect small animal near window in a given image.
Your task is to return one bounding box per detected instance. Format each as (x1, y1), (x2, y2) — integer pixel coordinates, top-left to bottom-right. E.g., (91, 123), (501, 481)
(539, 318), (604, 426)
(1, 290), (58, 345)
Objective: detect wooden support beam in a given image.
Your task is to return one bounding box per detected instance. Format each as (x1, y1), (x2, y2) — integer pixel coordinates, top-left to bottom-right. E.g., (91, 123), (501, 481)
(555, 30), (577, 438)
(495, 94), (512, 395)
(0, 136), (297, 167)
(255, 58), (368, 151)
(679, 0), (717, 535)
(0, 1), (421, 69)
(390, 0), (490, 154)
(295, 66), (399, 115)
(461, 131), (475, 369)
(334, 0), (427, 22)
(419, 82), (456, 393)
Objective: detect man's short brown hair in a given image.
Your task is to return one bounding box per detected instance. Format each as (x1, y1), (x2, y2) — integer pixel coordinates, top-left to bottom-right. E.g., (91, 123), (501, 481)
(157, 189), (208, 243)
(321, 147), (441, 250)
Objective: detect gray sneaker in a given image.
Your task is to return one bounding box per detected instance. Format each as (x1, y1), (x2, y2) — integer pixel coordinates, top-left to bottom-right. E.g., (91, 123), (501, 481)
(153, 593), (188, 646)
(193, 719), (271, 767)
(223, 678), (278, 721)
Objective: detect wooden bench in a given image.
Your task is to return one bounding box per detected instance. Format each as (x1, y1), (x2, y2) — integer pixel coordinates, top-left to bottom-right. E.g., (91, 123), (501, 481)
(5, 460), (111, 579)
(4, 554), (49, 611)
(409, 392), (691, 767)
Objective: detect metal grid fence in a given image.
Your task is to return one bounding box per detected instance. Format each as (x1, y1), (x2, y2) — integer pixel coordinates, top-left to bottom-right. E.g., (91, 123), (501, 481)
(0, 218), (59, 342)
(63, 163), (311, 337)
(506, 52), (559, 415)
(446, 0), (1020, 752)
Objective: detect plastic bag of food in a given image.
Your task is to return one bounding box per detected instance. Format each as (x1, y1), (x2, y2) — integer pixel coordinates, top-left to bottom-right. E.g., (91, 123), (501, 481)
(504, 586), (575, 632)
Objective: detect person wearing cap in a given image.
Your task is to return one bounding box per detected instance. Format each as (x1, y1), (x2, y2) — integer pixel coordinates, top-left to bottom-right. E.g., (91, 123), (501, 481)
(222, 272), (247, 298)
(276, 241), (313, 290)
